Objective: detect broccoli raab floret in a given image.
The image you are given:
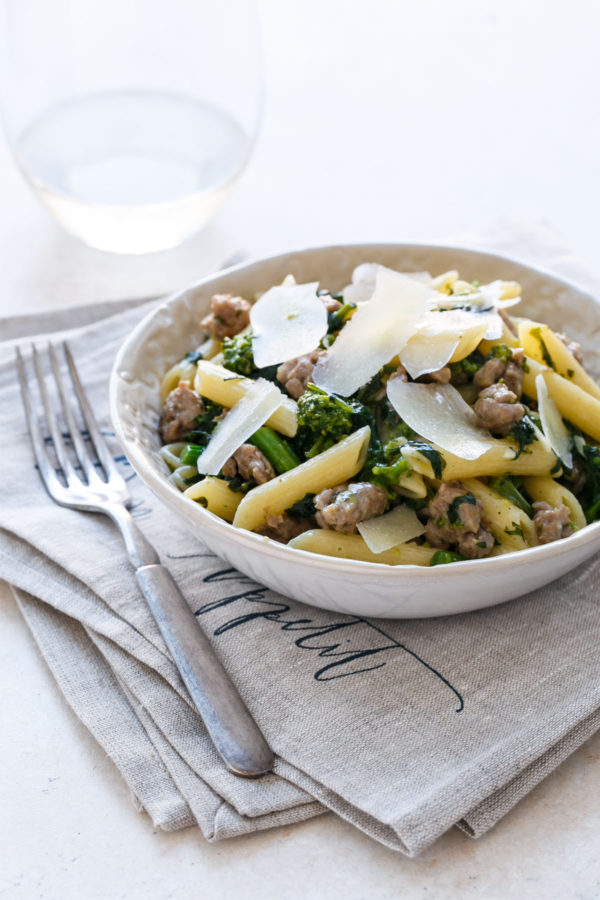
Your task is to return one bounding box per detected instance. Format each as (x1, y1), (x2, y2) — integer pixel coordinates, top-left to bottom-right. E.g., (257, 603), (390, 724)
(222, 331), (279, 381)
(295, 385), (355, 458)
(222, 332), (256, 376)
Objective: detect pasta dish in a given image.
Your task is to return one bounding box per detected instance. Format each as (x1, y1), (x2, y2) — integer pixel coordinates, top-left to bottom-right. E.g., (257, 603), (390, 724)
(158, 264), (600, 566)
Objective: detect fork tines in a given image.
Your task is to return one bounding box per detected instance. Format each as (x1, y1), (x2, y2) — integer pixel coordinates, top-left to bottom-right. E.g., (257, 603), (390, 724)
(16, 342), (126, 501)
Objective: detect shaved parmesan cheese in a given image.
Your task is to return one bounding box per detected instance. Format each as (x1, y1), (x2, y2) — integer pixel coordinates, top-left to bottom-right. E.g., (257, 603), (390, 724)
(357, 505), (425, 553)
(387, 380), (497, 460)
(535, 373), (573, 468)
(343, 263), (431, 304)
(400, 309), (491, 379)
(250, 281), (327, 368)
(196, 378), (281, 476)
(313, 269), (434, 397)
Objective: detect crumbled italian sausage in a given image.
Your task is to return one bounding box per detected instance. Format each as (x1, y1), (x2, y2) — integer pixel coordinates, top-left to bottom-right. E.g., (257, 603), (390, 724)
(473, 348), (524, 397)
(276, 349), (323, 399)
(201, 293), (251, 340)
(474, 383), (525, 437)
(314, 482), (387, 533)
(424, 366), (452, 384)
(255, 513), (315, 543)
(423, 481), (494, 559)
(160, 382), (204, 443)
(229, 444), (275, 485)
(532, 501), (573, 544)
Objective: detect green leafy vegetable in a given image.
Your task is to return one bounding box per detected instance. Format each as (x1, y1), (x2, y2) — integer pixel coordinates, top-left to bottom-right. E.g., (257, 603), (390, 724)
(184, 348), (204, 364)
(447, 493), (477, 526)
(183, 399), (225, 446)
(296, 384), (355, 458)
(572, 442), (600, 523)
(249, 426), (300, 474)
(488, 476), (534, 517)
(222, 330), (279, 381)
(285, 493), (317, 518)
(530, 326), (556, 370)
(449, 349), (486, 382)
(509, 416), (536, 458)
(328, 302), (356, 333)
(404, 441), (445, 479)
(430, 550), (464, 566)
(490, 344), (513, 362)
(180, 443), (204, 466)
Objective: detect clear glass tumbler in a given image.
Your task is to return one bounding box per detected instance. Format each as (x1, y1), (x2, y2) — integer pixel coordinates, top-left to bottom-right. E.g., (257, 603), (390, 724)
(0, 0), (263, 253)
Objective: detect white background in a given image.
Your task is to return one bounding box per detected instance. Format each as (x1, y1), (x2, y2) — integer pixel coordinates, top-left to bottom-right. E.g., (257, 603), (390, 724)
(1, 1), (600, 898)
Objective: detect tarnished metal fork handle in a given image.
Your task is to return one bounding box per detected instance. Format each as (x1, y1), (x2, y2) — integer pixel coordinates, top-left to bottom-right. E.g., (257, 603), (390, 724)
(16, 341), (274, 778)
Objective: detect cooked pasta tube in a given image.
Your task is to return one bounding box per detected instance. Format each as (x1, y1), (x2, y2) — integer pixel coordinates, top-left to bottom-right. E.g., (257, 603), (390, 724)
(184, 477), (244, 522)
(461, 478), (535, 551)
(521, 476), (586, 530)
(522, 358), (600, 442)
(194, 361), (298, 437)
(232, 426), (371, 532)
(159, 338), (220, 401)
(402, 437), (557, 481)
(518, 320), (600, 401)
(160, 358), (199, 402)
(288, 530), (436, 566)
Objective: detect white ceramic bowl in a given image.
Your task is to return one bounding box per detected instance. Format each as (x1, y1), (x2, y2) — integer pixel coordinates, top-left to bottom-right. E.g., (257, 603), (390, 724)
(110, 243), (600, 618)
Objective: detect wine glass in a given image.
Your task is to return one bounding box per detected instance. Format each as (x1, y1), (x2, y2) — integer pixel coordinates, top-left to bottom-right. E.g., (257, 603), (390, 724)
(0, 0), (263, 254)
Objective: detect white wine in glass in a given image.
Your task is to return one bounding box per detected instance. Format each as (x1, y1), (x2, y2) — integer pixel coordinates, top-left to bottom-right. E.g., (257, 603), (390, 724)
(0, 0), (263, 254)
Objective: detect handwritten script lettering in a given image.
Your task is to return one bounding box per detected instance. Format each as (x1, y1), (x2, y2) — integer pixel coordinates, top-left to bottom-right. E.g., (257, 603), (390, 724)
(178, 562), (464, 712)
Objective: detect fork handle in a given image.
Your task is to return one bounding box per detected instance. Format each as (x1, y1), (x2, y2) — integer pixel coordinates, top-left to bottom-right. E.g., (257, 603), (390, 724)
(135, 563), (274, 778)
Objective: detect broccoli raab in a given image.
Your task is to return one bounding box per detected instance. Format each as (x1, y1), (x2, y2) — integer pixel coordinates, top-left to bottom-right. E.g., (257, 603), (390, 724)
(222, 331), (279, 381)
(295, 385), (355, 458)
(571, 441), (600, 523)
(182, 399), (224, 447)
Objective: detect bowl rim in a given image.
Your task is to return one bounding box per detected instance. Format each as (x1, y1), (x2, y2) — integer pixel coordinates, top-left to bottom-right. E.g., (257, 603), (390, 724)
(109, 240), (600, 581)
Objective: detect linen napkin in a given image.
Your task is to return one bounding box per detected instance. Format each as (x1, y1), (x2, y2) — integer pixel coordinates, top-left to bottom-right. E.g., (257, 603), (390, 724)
(2, 222), (600, 856)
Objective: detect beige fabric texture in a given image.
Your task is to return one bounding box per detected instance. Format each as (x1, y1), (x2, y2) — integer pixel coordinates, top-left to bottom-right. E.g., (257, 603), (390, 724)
(2, 223), (600, 856)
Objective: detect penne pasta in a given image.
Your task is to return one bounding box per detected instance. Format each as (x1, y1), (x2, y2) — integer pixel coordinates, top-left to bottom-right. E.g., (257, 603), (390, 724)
(522, 358), (600, 442)
(518, 320), (600, 401)
(461, 478), (535, 551)
(233, 427), (371, 532)
(194, 360), (298, 437)
(184, 477), (244, 522)
(288, 530), (436, 565)
(521, 477), (586, 530)
(402, 436), (558, 481)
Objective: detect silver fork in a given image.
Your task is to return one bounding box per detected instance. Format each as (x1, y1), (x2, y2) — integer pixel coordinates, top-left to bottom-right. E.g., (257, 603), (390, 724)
(16, 341), (274, 778)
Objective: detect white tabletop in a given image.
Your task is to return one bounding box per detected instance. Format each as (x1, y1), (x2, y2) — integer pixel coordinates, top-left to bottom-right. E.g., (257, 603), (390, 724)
(2, 2), (600, 897)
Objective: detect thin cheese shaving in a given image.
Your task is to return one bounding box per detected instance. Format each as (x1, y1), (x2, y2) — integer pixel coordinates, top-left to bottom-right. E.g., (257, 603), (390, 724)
(196, 378), (281, 475)
(313, 268), (434, 397)
(400, 309), (491, 378)
(250, 281), (326, 368)
(343, 263), (431, 304)
(535, 373), (573, 468)
(357, 505), (425, 553)
(387, 379), (497, 460)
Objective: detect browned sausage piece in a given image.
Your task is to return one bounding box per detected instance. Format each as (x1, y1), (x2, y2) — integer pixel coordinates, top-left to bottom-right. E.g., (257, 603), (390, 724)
(314, 482), (387, 534)
(276, 350), (323, 400)
(201, 293), (251, 341)
(532, 501), (573, 544)
(160, 382), (205, 443)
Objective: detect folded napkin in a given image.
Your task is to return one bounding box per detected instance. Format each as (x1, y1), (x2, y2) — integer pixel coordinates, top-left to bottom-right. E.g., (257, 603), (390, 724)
(2, 222), (600, 856)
